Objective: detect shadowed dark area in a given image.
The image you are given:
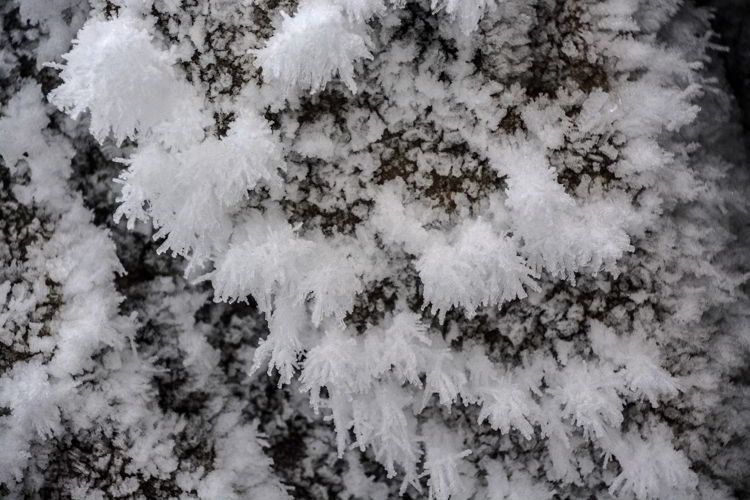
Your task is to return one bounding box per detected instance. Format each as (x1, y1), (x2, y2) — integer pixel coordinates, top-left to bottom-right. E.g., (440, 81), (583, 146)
(701, 4), (750, 497)
(701, 1), (750, 146)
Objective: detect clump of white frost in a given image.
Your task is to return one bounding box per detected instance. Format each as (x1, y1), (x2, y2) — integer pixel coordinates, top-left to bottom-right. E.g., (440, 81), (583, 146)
(254, 0), (373, 94)
(49, 15), (206, 146)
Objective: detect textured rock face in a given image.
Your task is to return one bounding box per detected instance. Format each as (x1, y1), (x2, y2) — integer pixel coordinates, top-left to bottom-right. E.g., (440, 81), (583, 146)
(0, 0), (749, 499)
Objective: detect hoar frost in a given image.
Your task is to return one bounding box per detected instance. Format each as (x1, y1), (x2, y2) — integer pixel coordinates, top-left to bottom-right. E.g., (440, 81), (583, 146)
(0, 0), (749, 498)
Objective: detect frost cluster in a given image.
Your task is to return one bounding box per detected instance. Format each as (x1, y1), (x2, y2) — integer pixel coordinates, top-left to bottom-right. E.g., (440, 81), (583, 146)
(0, 0), (749, 498)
